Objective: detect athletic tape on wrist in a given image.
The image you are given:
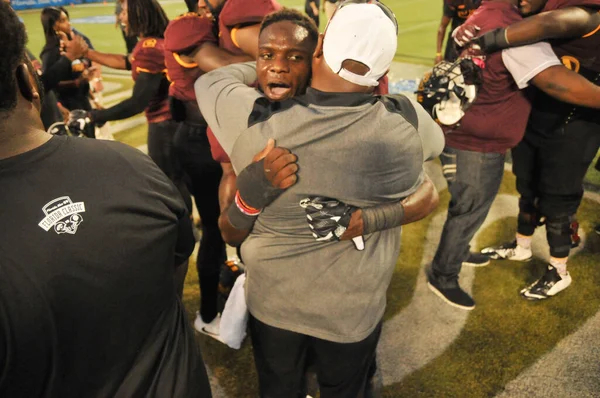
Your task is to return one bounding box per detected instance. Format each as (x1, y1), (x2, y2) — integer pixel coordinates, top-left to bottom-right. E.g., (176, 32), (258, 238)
(236, 159), (284, 209)
(362, 201), (405, 235)
(227, 195), (259, 230)
(481, 27), (509, 52)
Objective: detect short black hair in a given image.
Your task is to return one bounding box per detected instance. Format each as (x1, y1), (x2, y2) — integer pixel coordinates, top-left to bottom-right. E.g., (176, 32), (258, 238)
(0, 1), (27, 113)
(127, 0), (170, 38)
(260, 8), (319, 47)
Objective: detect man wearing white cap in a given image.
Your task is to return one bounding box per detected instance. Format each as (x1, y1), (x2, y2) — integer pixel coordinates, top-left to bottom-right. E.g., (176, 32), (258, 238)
(196, 1), (444, 396)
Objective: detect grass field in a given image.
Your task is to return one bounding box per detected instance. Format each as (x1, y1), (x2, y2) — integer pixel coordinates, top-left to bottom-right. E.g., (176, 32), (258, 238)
(17, 2), (600, 397)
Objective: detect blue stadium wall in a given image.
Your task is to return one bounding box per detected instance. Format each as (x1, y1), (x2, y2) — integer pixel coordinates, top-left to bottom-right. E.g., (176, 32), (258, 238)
(12, 0), (106, 11)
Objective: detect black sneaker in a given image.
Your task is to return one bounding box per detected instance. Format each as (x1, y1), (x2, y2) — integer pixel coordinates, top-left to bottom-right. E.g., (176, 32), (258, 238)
(462, 252), (491, 267)
(520, 265), (572, 301)
(427, 278), (475, 310)
(595, 224), (600, 236)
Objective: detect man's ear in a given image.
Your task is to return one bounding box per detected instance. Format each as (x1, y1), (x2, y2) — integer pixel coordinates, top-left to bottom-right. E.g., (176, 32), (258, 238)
(312, 33), (324, 60)
(16, 64), (38, 103)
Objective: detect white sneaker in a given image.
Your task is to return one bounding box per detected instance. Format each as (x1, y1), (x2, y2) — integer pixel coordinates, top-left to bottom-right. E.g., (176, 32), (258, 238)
(194, 312), (225, 343)
(481, 240), (532, 262)
(520, 266), (572, 300)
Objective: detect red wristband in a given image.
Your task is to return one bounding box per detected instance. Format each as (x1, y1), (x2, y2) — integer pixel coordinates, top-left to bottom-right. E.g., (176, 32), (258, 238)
(235, 191), (261, 216)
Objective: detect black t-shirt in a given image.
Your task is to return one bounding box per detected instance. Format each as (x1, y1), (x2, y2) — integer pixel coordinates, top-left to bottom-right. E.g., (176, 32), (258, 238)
(0, 136), (208, 398)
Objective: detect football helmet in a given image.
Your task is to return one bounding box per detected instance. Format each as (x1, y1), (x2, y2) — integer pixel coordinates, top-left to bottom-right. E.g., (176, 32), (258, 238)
(67, 110), (96, 138)
(415, 57), (483, 126)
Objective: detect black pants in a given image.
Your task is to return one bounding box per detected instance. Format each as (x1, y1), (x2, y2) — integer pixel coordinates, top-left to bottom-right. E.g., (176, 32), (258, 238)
(513, 118), (600, 257)
(249, 314), (381, 398)
(147, 119), (191, 207)
(174, 122), (226, 323)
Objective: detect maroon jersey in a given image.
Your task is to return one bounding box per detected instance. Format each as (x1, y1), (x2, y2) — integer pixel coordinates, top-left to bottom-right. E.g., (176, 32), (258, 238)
(207, 126), (230, 162)
(131, 38), (171, 123)
(374, 76), (389, 95)
(218, 0), (281, 54)
(164, 13), (217, 101)
(446, 1), (531, 153)
(528, 0), (600, 132)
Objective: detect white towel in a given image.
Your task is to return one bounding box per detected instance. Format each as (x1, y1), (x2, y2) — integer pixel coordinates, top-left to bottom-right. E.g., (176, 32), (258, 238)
(220, 274), (248, 349)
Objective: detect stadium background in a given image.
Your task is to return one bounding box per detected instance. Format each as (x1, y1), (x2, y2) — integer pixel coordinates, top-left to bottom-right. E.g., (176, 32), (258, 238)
(18, 1), (600, 396)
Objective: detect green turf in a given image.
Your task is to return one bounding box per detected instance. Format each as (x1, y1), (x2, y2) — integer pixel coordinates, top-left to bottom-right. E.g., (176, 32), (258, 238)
(585, 151), (600, 187)
(112, 122), (147, 147)
(387, 196), (600, 398)
(382, 172), (600, 397)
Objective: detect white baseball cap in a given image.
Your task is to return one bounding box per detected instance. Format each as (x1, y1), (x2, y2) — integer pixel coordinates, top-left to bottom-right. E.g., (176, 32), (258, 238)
(323, 1), (398, 87)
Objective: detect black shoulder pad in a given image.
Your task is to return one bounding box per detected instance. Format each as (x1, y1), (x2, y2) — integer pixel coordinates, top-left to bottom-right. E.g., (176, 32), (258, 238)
(379, 94), (418, 130)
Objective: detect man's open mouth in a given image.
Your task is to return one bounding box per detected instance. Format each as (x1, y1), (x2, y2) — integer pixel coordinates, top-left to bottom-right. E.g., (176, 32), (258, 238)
(267, 82), (292, 98)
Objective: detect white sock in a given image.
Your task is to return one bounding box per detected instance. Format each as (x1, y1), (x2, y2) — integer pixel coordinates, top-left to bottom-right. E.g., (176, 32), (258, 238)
(516, 233), (532, 250)
(550, 257), (568, 276)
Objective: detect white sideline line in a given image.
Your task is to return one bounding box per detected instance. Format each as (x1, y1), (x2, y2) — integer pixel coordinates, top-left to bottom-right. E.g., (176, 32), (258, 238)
(398, 20), (438, 34)
(103, 90), (133, 105)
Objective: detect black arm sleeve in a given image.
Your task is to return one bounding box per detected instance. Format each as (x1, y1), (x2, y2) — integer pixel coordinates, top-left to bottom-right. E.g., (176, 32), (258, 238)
(40, 56), (72, 92)
(91, 72), (163, 124)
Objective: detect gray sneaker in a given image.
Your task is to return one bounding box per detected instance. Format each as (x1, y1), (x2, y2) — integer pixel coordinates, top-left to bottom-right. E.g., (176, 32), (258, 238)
(481, 240), (532, 261)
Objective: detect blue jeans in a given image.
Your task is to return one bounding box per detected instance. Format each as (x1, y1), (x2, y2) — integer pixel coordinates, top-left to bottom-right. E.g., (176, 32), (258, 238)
(430, 146), (506, 288)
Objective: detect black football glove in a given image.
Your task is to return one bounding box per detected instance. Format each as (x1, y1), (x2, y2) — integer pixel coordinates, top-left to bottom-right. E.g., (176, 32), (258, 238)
(67, 109), (96, 138)
(300, 196), (365, 250)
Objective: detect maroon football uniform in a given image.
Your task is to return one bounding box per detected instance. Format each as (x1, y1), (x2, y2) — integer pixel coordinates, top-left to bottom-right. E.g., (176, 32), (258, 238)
(528, 0), (600, 132)
(131, 38), (171, 123)
(164, 13), (217, 102)
(218, 0), (281, 53)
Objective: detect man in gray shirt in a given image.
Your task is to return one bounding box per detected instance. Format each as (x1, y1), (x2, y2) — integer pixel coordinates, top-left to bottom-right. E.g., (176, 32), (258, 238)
(196, 1), (444, 396)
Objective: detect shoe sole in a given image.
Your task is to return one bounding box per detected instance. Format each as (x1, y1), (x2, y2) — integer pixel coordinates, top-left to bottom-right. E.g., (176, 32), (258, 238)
(485, 255), (533, 262)
(480, 249), (533, 262)
(520, 279), (571, 301)
(194, 314), (227, 344)
(197, 327), (226, 344)
(427, 282), (475, 311)
(462, 259), (490, 267)
(520, 291), (549, 301)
